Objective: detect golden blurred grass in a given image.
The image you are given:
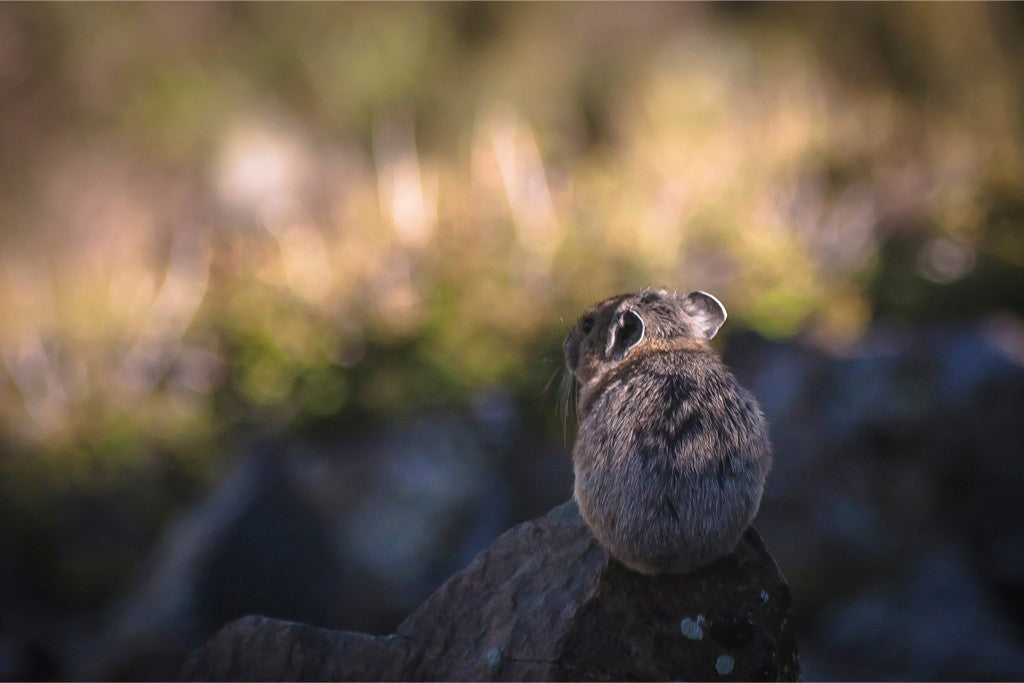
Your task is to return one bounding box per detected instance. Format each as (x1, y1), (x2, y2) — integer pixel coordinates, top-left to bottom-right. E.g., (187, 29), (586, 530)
(0, 3), (1022, 488)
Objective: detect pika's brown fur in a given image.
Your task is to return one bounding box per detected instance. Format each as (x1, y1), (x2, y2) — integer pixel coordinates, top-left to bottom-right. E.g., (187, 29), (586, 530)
(563, 288), (772, 575)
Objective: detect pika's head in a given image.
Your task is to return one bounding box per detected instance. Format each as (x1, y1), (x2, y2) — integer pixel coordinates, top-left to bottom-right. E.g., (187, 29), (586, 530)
(563, 288), (727, 384)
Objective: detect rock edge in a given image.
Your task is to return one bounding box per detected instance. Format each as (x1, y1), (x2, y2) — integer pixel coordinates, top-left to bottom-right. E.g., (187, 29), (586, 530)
(181, 499), (800, 681)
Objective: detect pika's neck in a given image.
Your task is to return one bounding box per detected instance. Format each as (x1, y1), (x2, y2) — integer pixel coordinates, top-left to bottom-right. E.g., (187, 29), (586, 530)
(577, 336), (713, 419)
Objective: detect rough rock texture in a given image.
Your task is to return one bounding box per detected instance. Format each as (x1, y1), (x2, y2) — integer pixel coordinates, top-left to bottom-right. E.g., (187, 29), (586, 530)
(181, 500), (799, 681)
(180, 617), (409, 682)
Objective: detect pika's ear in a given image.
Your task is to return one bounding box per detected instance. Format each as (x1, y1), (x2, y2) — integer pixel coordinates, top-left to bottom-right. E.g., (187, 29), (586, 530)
(607, 309), (645, 360)
(682, 291), (727, 339)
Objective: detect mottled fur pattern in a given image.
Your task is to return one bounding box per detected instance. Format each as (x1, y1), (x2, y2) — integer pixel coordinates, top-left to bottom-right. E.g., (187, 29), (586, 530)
(564, 288), (772, 575)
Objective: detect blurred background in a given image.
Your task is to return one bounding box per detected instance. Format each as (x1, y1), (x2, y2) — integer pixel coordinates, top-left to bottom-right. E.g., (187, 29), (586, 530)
(1, 3), (1023, 680)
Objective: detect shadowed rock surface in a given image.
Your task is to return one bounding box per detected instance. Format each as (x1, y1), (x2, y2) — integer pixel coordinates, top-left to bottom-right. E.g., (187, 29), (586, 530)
(181, 500), (800, 681)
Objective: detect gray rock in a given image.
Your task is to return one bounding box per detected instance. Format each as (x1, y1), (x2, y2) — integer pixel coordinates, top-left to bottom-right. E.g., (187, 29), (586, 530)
(724, 319), (1024, 680)
(815, 550), (1024, 681)
(181, 500), (800, 681)
(179, 616), (408, 682)
(81, 417), (514, 680)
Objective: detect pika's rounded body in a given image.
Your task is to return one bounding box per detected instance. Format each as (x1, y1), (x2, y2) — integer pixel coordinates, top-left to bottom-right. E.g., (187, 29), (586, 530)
(564, 289), (772, 575)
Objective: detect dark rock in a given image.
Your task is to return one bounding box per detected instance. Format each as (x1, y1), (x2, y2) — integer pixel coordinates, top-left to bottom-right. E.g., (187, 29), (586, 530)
(179, 616), (409, 682)
(80, 417), (517, 680)
(76, 444), (356, 681)
(181, 500), (800, 681)
(724, 318), (1024, 680)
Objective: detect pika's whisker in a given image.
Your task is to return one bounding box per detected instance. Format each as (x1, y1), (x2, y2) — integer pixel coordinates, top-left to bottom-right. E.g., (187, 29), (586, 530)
(558, 368), (577, 450)
(542, 365), (562, 396)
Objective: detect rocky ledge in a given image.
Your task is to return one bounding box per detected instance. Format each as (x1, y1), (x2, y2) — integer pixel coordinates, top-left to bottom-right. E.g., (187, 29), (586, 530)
(180, 499), (799, 681)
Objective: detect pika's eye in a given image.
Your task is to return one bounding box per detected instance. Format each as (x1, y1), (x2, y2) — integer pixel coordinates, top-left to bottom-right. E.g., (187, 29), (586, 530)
(580, 316), (594, 334)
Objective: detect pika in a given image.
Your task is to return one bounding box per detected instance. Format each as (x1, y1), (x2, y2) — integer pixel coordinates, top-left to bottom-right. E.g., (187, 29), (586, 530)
(563, 288), (772, 575)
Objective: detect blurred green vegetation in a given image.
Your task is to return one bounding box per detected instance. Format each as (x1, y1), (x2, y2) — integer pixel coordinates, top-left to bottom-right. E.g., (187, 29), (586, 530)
(1, 2), (1023, 609)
